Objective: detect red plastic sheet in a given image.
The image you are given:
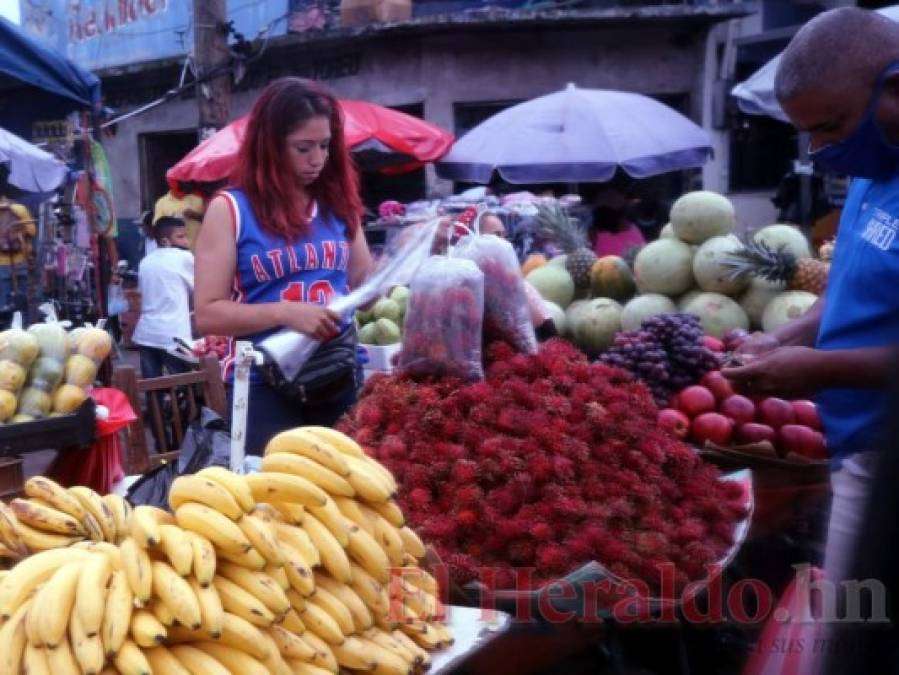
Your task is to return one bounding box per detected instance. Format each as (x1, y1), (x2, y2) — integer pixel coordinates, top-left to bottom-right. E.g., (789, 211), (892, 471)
(45, 388), (137, 494)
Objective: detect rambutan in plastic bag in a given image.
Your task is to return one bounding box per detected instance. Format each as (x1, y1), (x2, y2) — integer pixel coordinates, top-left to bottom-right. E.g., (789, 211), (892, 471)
(455, 233), (538, 354)
(397, 255), (485, 381)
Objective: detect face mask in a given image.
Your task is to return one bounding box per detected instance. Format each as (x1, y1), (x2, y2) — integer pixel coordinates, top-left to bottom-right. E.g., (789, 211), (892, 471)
(811, 62), (899, 179)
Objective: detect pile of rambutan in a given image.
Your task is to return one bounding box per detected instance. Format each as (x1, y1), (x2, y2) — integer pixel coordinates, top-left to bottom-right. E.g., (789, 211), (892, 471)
(339, 339), (749, 594)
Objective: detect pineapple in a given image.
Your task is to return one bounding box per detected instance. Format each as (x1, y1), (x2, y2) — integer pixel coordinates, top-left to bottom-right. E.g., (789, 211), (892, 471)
(534, 203), (597, 287)
(724, 238), (829, 295)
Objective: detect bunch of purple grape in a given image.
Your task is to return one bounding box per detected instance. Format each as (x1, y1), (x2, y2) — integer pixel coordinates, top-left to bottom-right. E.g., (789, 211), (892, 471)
(600, 313), (719, 407)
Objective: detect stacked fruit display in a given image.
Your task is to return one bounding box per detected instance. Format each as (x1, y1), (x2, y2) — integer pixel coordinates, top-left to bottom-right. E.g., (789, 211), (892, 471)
(0, 321), (111, 424)
(356, 287), (409, 347)
(0, 427), (450, 674)
(599, 313), (720, 407)
(524, 191), (825, 351)
(658, 372), (826, 462)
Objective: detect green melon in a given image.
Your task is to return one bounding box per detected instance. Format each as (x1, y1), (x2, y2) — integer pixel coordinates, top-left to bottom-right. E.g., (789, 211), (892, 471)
(571, 298), (623, 354)
(682, 292), (749, 339)
(526, 265), (576, 308)
(634, 239), (694, 296)
(670, 191), (735, 244)
(621, 294), (677, 332)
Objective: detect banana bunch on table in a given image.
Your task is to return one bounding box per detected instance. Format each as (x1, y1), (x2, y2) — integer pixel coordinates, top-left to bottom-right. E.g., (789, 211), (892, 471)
(0, 426), (451, 674)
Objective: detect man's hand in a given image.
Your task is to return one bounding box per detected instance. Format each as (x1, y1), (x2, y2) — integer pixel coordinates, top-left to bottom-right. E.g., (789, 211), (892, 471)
(734, 331), (780, 358)
(722, 346), (823, 399)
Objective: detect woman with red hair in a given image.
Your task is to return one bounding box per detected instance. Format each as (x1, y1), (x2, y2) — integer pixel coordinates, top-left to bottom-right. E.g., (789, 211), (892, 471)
(195, 78), (372, 454)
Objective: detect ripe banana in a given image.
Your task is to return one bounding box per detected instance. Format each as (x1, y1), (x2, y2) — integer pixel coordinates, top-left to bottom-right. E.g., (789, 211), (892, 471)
(364, 627), (418, 666)
(279, 607), (307, 635)
(101, 493), (131, 541)
(0, 502), (27, 556)
(332, 635), (378, 671)
(269, 501), (306, 525)
(130, 608), (167, 647)
(101, 569), (134, 657)
(299, 597), (346, 645)
(175, 502), (252, 554)
(75, 551), (113, 636)
(345, 455), (394, 502)
(301, 425), (367, 458)
(245, 471), (328, 508)
(269, 623), (316, 659)
(334, 496), (376, 537)
(144, 645), (191, 675)
(151, 599), (176, 627)
(391, 628), (431, 668)
(289, 660), (335, 675)
(216, 561), (290, 615)
(219, 612), (270, 660)
(119, 537), (153, 605)
(169, 644), (231, 675)
(113, 638), (152, 675)
(129, 505), (163, 548)
(349, 562), (390, 618)
(216, 544), (267, 570)
(264, 428), (351, 476)
(257, 630), (294, 675)
(189, 576), (224, 638)
(301, 511), (352, 583)
(280, 542), (316, 597)
(151, 561), (202, 629)
(83, 512), (106, 542)
(308, 585), (355, 636)
(370, 511), (405, 567)
(402, 620), (444, 650)
(286, 588), (307, 614)
(301, 630), (340, 673)
(33, 558), (84, 647)
(46, 635), (82, 675)
(213, 575), (276, 627)
(73, 540), (123, 569)
(158, 523), (194, 576)
(196, 466), (255, 513)
(24, 476), (87, 522)
(261, 452), (355, 497)
(273, 521), (321, 567)
(0, 600), (29, 673)
(0, 547), (88, 618)
(196, 640), (269, 675)
(266, 563), (290, 590)
(237, 512), (284, 565)
(10, 497), (86, 536)
(13, 518), (82, 551)
(315, 572), (374, 632)
(185, 531), (216, 586)
(359, 635), (413, 675)
(0, 541), (19, 561)
(24, 642), (52, 675)
(369, 499), (405, 528)
(69, 486), (117, 543)
(169, 474), (244, 521)
(309, 497), (350, 547)
(363, 456), (399, 494)
(70, 608), (105, 675)
(398, 525), (426, 559)
(400, 565), (438, 598)
(345, 521), (391, 584)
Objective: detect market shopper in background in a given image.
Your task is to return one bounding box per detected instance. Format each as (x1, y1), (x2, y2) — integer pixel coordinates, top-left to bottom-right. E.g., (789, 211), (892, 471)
(589, 187), (645, 258)
(723, 7), (899, 593)
(194, 77), (372, 455)
(153, 186), (206, 250)
(132, 217), (194, 379)
(0, 191), (35, 312)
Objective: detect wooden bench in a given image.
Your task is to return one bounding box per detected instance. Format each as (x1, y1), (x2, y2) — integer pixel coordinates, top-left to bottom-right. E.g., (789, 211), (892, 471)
(112, 355), (227, 475)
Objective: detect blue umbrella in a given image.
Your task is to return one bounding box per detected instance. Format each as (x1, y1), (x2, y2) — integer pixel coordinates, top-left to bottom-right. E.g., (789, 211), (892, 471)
(437, 84), (712, 184)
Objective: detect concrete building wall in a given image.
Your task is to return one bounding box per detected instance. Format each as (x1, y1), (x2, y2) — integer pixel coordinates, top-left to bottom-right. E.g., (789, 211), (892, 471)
(104, 22), (709, 219)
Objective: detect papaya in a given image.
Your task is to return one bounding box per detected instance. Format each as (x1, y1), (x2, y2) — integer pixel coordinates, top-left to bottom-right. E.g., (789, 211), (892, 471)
(52, 384), (87, 414)
(590, 256), (637, 302)
(0, 360), (26, 393)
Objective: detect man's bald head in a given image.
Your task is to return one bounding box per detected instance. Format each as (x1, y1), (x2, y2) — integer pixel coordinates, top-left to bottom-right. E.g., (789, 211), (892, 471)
(775, 7), (899, 104)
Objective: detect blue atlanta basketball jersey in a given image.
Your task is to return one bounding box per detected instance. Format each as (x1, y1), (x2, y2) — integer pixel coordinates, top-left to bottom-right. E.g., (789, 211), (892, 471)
(219, 188), (351, 382)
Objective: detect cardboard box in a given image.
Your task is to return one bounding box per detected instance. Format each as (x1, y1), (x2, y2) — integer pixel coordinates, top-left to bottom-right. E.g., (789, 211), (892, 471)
(340, 0), (411, 27)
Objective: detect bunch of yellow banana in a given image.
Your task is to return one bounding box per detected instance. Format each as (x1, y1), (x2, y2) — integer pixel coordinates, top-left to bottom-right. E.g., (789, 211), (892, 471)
(0, 477), (131, 558)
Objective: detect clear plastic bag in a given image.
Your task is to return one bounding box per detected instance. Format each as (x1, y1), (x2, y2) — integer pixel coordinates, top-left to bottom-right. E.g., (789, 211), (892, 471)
(455, 233), (538, 354)
(258, 218), (439, 382)
(397, 255), (485, 381)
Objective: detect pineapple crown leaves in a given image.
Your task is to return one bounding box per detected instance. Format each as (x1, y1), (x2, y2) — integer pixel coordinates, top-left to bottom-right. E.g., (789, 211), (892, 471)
(533, 202), (589, 253)
(721, 235), (797, 281)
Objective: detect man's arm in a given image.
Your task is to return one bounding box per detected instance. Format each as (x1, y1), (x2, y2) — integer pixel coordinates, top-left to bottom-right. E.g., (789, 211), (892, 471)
(772, 296), (824, 346)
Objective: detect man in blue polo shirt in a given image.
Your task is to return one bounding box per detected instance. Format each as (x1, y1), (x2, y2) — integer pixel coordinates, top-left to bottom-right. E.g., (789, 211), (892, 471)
(724, 7), (899, 591)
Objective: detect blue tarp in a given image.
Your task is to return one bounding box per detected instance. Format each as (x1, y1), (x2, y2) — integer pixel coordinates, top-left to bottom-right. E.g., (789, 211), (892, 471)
(0, 16), (100, 135)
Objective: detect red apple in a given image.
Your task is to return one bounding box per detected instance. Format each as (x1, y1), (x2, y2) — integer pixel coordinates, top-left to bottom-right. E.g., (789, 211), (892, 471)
(758, 397), (796, 430)
(720, 394), (756, 426)
(735, 422), (777, 445)
(677, 386), (717, 418)
(691, 412), (734, 446)
(700, 371), (734, 402)
(657, 408), (690, 439)
(791, 400), (822, 431)
(703, 336), (725, 353)
(778, 424), (827, 460)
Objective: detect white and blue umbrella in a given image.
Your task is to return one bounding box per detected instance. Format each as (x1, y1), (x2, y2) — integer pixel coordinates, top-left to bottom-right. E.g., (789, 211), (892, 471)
(732, 5), (899, 121)
(436, 84), (713, 184)
(0, 127), (66, 193)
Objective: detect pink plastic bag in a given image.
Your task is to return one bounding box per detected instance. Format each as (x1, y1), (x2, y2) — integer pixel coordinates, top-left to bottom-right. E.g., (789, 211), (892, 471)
(45, 387), (136, 494)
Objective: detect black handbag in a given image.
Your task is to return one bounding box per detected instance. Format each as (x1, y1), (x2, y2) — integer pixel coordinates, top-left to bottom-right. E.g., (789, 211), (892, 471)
(258, 325), (359, 404)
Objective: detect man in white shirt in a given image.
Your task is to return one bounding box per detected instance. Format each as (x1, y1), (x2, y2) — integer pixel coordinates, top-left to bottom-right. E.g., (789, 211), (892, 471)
(132, 217), (194, 378)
